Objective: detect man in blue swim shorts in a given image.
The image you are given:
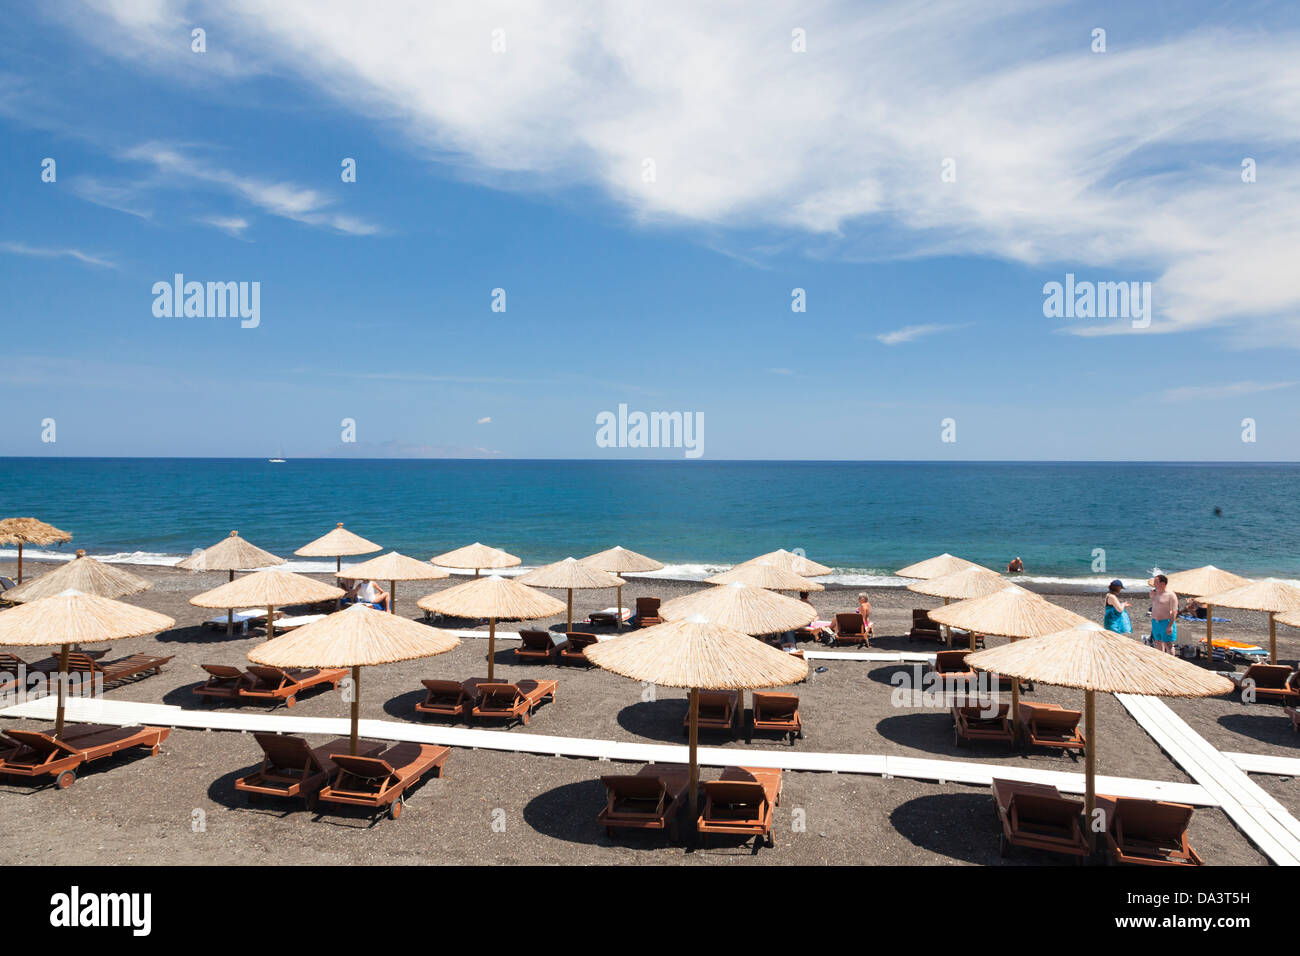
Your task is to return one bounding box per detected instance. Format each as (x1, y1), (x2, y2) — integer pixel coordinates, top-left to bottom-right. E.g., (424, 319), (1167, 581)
(1150, 574), (1179, 655)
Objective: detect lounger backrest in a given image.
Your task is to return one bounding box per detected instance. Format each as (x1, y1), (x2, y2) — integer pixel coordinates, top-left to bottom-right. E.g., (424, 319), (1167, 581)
(602, 775), (665, 802)
(912, 608), (930, 623)
(698, 690), (734, 711)
(1033, 708), (1083, 733)
(703, 780), (766, 811)
(246, 666), (292, 686)
(0, 576), (14, 590)
(64, 653), (102, 674)
(0, 652), (26, 669)
(1114, 798), (1193, 843)
(477, 683), (523, 707)
(753, 692), (798, 718)
(201, 664), (244, 679)
(935, 650), (970, 672)
(252, 732), (321, 773)
(519, 630), (550, 649)
(329, 752), (397, 782)
(834, 612), (864, 634)
(565, 631), (598, 649)
(1245, 664), (1294, 689)
(3, 729), (79, 757)
(636, 597), (660, 616)
(1014, 792), (1083, 827)
(421, 679), (465, 701)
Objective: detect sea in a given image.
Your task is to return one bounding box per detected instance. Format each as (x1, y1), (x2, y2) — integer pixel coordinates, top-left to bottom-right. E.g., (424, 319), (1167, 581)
(2, 459), (1297, 587)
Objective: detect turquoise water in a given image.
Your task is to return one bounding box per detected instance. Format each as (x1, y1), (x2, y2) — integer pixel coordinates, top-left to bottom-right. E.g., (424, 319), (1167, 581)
(1, 459), (1297, 584)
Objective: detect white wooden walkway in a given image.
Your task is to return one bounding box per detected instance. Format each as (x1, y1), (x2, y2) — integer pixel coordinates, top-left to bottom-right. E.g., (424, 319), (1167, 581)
(1117, 694), (1300, 865)
(0, 696), (1211, 805)
(1225, 751), (1300, 777)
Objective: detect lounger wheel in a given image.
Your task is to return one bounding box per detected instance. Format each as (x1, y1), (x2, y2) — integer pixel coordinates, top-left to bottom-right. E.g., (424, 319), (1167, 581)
(56, 769), (76, 789)
(285, 695), (296, 708)
(389, 794), (405, 820)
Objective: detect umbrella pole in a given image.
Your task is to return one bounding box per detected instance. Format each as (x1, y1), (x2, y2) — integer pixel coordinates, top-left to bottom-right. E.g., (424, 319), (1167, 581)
(391, 579), (397, 614)
(688, 688), (700, 843)
(16, 542), (22, 584)
(567, 589), (573, 631)
(1270, 612), (1277, 664)
(336, 555), (341, 574)
(54, 642), (69, 740)
(1206, 604), (1213, 654)
(488, 617), (496, 681)
(350, 665), (361, 755)
(227, 569), (235, 638)
(969, 630), (977, 652)
(267, 604), (275, 639)
(943, 597), (951, 646)
(1085, 690), (1096, 849)
(616, 584), (623, 632)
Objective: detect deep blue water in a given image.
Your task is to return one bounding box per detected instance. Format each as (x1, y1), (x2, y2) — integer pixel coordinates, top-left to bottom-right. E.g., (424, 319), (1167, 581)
(1, 459), (1297, 583)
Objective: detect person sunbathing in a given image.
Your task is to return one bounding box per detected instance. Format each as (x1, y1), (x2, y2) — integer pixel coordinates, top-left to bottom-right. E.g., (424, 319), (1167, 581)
(343, 579), (389, 611)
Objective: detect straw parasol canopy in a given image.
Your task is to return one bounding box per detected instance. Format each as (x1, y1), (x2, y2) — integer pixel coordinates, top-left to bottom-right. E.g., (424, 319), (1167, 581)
(417, 575), (565, 681)
(2, 550), (151, 604)
(1194, 579), (1300, 663)
(896, 552), (984, 580)
(336, 551), (449, 615)
(517, 557), (625, 631)
(248, 603), (459, 756)
(908, 565), (1005, 601)
(0, 517), (72, 583)
(706, 560), (824, 592)
(176, 530), (284, 574)
(294, 522), (382, 572)
(0, 589), (174, 738)
(431, 542), (521, 577)
(1275, 607), (1300, 629)
(660, 582), (817, 635)
(190, 570), (343, 638)
(735, 549), (832, 577)
(1164, 565), (1250, 598)
(928, 584), (1089, 642)
(967, 621), (1233, 826)
(586, 615), (808, 831)
(580, 546), (664, 630)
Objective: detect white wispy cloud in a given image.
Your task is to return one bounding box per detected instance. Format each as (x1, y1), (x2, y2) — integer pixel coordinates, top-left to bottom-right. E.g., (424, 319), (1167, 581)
(476, 416), (492, 424)
(0, 241), (115, 268)
(195, 214), (250, 237)
(1161, 381), (1299, 402)
(58, 1), (1300, 344)
(876, 323), (960, 345)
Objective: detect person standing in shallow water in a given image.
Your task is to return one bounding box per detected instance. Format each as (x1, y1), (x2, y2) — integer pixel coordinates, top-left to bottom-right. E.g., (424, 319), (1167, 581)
(1103, 579), (1132, 634)
(1006, 556), (1024, 573)
(1149, 574), (1179, 655)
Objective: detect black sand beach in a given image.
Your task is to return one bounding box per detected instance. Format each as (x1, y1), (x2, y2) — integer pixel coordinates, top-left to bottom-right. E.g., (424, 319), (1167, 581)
(0, 559), (1291, 866)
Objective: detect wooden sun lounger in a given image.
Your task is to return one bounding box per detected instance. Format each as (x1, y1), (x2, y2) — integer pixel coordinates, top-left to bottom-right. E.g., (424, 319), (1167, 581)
(697, 766), (783, 849)
(932, 649), (977, 690)
(991, 778), (1089, 860)
(1018, 702), (1086, 753)
(193, 664), (255, 701)
(317, 742), (450, 821)
(598, 763), (691, 841)
(1095, 795), (1203, 866)
(748, 691), (802, 744)
(0, 648), (109, 673)
(831, 612), (869, 647)
(588, 607), (631, 627)
(235, 733), (384, 806)
(683, 690), (739, 736)
(414, 678), (483, 721)
(1231, 664), (1299, 704)
(953, 701), (1015, 746)
(635, 597), (662, 628)
(515, 629), (561, 663)
(0, 725), (169, 789)
(64, 651), (174, 687)
(471, 680), (558, 726)
(558, 631), (598, 667)
(909, 608), (945, 643)
(240, 666), (347, 708)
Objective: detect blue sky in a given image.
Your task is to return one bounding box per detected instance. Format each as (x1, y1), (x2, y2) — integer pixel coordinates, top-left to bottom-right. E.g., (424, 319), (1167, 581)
(2, 0), (1299, 460)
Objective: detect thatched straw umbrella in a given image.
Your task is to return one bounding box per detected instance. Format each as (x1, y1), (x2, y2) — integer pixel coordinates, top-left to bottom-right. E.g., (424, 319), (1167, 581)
(661, 581), (816, 634)
(967, 621), (1232, 829)
(417, 575), (564, 681)
(177, 531), (285, 637)
(735, 549), (833, 578)
(1194, 580), (1300, 664)
(907, 565), (1005, 643)
(2, 550), (151, 604)
(191, 570), (343, 639)
(248, 604), (459, 755)
(580, 546), (664, 631)
(896, 552), (984, 580)
(706, 560), (823, 592)
(0, 517), (72, 583)
(1164, 566), (1250, 650)
(295, 522), (382, 573)
(929, 584), (1090, 726)
(517, 558), (624, 631)
(0, 589), (173, 738)
(431, 543), (520, 578)
(337, 551), (449, 616)
(586, 615), (808, 829)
